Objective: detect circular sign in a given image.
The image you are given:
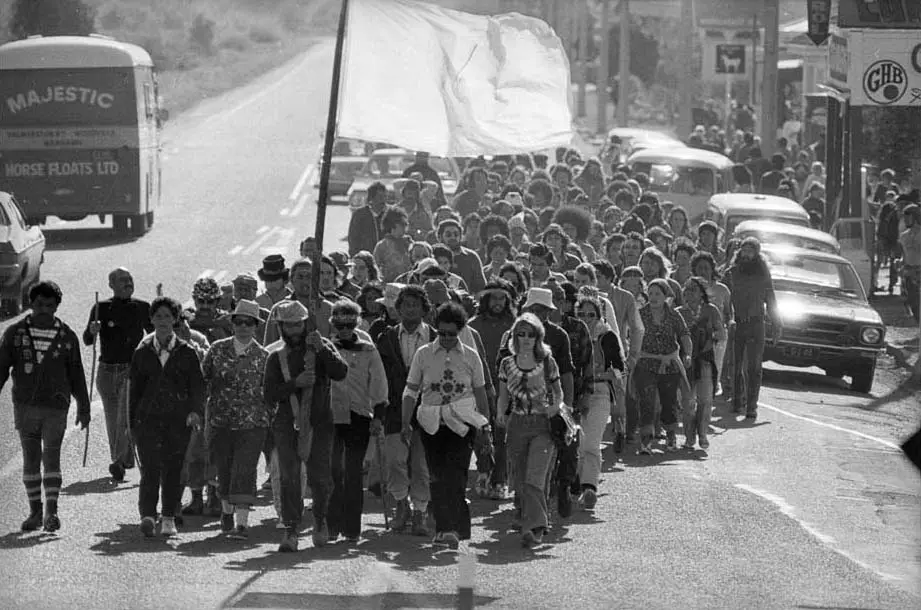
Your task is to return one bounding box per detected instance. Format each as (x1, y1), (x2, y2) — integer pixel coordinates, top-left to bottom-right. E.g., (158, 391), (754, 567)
(913, 43), (921, 74)
(862, 60), (908, 105)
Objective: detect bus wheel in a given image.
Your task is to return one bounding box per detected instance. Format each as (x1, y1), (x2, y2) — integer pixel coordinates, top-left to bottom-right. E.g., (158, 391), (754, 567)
(113, 215), (129, 232)
(131, 213), (149, 236)
(146, 211), (155, 228)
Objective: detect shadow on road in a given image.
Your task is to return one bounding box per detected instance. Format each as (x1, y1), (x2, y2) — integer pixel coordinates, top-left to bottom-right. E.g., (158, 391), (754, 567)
(224, 591), (498, 609)
(0, 530), (62, 550)
(762, 368), (858, 398)
(62, 476), (136, 496)
(43, 228), (139, 251)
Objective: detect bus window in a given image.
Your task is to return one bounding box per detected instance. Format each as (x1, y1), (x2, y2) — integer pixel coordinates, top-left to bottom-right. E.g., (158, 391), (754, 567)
(144, 82), (153, 119)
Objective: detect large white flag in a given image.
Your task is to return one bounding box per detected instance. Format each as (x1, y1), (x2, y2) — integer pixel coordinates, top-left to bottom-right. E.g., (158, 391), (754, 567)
(337, 0), (573, 157)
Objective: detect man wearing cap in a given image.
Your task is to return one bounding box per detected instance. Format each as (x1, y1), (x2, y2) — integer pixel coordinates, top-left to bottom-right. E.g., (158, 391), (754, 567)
(436, 219), (486, 295)
(223, 273), (270, 342)
(189, 278), (233, 345)
(374, 285), (436, 535)
(201, 300), (270, 540)
(265, 300), (348, 552)
(264, 259), (335, 344)
(348, 182), (388, 257)
(83, 267), (152, 482)
(256, 255), (293, 311)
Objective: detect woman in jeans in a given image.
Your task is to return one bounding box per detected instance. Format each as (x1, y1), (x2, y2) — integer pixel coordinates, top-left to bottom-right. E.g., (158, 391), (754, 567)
(403, 302), (490, 550)
(676, 278), (724, 450)
(201, 300), (270, 540)
(574, 292), (623, 510)
(497, 312), (563, 547)
(634, 279), (692, 455)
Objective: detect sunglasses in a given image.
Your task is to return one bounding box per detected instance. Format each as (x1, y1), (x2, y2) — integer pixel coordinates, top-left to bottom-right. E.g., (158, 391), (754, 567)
(333, 321), (357, 330)
(577, 311), (598, 319)
(232, 317), (258, 327)
(516, 331), (536, 339)
(437, 330), (459, 338)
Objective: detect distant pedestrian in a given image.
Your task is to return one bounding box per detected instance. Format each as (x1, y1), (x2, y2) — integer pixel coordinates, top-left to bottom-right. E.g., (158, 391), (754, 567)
(900, 205), (921, 321)
(83, 267), (152, 483)
(255, 255), (292, 311)
(0, 281), (90, 532)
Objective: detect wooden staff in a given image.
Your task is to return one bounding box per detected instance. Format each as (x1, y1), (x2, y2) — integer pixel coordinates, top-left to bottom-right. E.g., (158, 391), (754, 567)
(83, 291), (99, 467)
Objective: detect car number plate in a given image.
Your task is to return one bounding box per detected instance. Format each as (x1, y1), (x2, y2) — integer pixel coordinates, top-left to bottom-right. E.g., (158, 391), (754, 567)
(784, 345), (817, 359)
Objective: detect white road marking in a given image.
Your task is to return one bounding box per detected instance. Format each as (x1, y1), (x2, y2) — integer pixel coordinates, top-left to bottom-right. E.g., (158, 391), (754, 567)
(212, 270), (228, 285)
(227, 245), (244, 256)
(260, 227), (296, 255)
(243, 226), (280, 256)
(279, 208), (291, 217)
(197, 269), (214, 279)
(759, 401), (901, 451)
(289, 193), (310, 218)
(735, 484), (903, 584)
(256, 225), (270, 234)
(289, 162), (315, 203)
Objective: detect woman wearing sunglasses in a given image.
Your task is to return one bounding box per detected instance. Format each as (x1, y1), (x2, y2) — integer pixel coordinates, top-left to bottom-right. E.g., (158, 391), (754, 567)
(328, 299), (388, 543)
(574, 290), (624, 509)
(497, 312), (564, 547)
(200, 300), (270, 540)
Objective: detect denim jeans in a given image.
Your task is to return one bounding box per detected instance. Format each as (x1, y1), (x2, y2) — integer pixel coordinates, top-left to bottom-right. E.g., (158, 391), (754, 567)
(506, 413), (556, 533)
(328, 411), (372, 538)
(208, 426), (266, 506)
(97, 363), (134, 468)
(18, 407), (68, 508)
(489, 424), (508, 487)
(421, 425), (474, 539)
(733, 320), (765, 414)
(273, 404), (334, 527)
(683, 362), (714, 443)
(384, 429), (430, 510)
(634, 365), (680, 437)
(578, 388), (612, 490)
(133, 418), (191, 519)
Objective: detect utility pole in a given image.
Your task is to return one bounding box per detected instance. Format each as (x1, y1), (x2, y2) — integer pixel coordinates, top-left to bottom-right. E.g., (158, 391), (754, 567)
(577, 0), (588, 118)
(617, 0), (630, 127)
(760, 0), (779, 156)
(597, 0), (609, 134)
(678, 0), (694, 137)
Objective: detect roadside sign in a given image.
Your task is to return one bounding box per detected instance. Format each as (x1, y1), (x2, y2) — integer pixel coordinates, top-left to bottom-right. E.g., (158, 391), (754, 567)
(807, 0), (831, 46)
(827, 34), (849, 88)
(715, 44), (746, 74)
(847, 30), (921, 106)
(838, 0), (921, 29)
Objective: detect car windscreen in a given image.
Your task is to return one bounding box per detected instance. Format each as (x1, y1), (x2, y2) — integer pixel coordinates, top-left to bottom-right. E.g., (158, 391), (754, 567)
(738, 230), (837, 254)
(632, 162), (714, 196)
(330, 160), (366, 181)
(726, 214), (809, 235)
(767, 255), (866, 301)
(364, 155), (456, 181)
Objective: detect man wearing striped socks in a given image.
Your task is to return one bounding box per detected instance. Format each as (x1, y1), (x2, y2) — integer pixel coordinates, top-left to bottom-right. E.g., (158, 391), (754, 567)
(0, 281), (90, 532)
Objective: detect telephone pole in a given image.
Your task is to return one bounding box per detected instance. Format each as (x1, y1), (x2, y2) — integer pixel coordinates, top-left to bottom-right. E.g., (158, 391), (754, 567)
(597, 0), (610, 133)
(678, 0), (694, 137)
(617, 0), (630, 127)
(759, 0), (779, 156)
(577, 0), (588, 118)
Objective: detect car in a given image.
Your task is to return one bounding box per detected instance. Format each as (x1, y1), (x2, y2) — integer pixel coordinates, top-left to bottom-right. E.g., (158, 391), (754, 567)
(760, 244), (885, 394)
(705, 193), (811, 246)
(600, 127), (684, 167)
(0, 192), (45, 316)
(347, 148), (461, 211)
(732, 220), (841, 254)
(315, 156), (369, 205)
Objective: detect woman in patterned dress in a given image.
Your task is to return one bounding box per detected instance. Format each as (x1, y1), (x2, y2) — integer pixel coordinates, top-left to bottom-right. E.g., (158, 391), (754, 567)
(497, 312), (564, 547)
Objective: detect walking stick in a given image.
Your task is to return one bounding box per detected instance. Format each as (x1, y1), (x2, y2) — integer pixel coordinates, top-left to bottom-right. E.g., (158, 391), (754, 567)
(83, 291), (99, 467)
(375, 431), (389, 529)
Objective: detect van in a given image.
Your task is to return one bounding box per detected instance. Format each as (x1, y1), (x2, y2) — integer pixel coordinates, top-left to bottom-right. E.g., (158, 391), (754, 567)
(705, 193), (811, 246)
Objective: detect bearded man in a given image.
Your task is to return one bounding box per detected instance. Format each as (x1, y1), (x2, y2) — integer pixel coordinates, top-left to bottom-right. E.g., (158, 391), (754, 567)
(723, 237), (782, 420)
(265, 301), (348, 552)
(436, 219), (486, 294)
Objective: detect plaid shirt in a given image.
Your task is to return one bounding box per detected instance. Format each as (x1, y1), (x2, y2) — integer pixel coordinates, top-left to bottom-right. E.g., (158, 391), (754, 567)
(559, 314), (593, 403)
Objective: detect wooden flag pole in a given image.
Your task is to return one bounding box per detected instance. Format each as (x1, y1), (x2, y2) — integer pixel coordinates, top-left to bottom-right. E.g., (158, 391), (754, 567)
(312, 0), (351, 302)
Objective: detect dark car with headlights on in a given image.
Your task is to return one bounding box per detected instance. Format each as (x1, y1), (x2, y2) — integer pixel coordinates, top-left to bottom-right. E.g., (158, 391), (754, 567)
(761, 245), (885, 394)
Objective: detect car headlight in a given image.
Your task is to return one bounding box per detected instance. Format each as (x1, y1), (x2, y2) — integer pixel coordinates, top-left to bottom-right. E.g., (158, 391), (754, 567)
(860, 327), (882, 344)
(778, 304), (805, 323)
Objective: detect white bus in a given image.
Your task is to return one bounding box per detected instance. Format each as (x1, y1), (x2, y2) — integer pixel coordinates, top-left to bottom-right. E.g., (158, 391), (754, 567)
(0, 34), (166, 235)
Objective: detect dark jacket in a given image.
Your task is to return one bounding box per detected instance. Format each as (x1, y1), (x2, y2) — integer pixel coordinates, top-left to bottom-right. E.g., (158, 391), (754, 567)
(129, 334), (206, 428)
(374, 323), (436, 434)
(263, 337), (348, 427)
(348, 206), (382, 256)
(0, 316), (90, 420)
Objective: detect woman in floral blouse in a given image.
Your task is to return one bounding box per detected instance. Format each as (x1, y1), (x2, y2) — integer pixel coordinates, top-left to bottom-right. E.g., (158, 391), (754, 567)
(201, 300), (270, 540)
(634, 279), (692, 455)
(497, 312), (563, 547)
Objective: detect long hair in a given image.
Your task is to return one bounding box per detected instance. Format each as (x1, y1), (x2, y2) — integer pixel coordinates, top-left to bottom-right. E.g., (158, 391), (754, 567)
(351, 251), (379, 282)
(509, 313), (551, 360)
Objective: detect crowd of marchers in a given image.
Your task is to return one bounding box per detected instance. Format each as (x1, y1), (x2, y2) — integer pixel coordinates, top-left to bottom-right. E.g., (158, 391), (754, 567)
(2, 142), (918, 554)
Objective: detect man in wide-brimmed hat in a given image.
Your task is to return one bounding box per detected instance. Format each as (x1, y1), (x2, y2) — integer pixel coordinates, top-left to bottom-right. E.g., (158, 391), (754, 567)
(265, 300), (348, 552)
(256, 255), (292, 311)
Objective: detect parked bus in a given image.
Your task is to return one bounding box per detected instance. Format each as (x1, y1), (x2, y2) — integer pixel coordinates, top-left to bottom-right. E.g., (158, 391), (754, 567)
(0, 34), (166, 235)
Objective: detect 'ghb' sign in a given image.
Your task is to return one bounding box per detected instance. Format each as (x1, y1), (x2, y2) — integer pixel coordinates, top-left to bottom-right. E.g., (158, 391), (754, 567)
(863, 60), (908, 105)
(715, 44), (745, 74)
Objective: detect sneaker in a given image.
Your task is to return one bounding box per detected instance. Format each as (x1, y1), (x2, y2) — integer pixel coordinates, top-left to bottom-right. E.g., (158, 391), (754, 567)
(42, 513), (61, 533)
(109, 462), (125, 483)
(410, 510), (430, 536)
(745, 412), (757, 421)
(181, 494), (204, 516)
(21, 511), (42, 532)
(140, 516), (156, 538)
(278, 529), (299, 552)
(581, 488), (597, 510)
(489, 484), (509, 501)
(613, 433), (625, 454)
(220, 513), (234, 533)
(699, 436), (710, 450)
(160, 517), (178, 537)
(474, 473), (490, 498)
(229, 526), (249, 540)
(392, 498), (411, 533)
(557, 481), (573, 518)
(638, 443), (652, 455)
(312, 519), (329, 547)
(441, 531), (460, 549)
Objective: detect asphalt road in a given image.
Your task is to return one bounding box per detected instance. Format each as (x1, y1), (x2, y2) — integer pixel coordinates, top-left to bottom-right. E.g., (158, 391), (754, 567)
(0, 40), (919, 610)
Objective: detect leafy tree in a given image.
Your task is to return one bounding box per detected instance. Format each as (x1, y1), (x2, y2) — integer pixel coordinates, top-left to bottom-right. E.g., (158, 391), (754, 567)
(10, 0), (95, 39)
(607, 18), (660, 86)
(862, 107), (921, 174)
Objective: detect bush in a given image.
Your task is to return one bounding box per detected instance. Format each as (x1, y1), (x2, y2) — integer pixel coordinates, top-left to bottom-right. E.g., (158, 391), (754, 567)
(10, 0), (96, 38)
(189, 12), (215, 54)
(249, 24), (280, 44)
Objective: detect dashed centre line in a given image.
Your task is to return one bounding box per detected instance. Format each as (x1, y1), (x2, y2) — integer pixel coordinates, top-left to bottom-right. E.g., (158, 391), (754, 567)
(227, 245), (244, 256)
